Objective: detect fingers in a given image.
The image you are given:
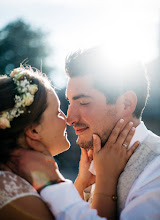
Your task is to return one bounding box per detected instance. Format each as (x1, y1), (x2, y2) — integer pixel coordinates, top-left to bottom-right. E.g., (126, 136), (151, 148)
(107, 119), (124, 145)
(116, 122), (134, 147)
(93, 134), (101, 154)
(122, 127), (136, 149)
(80, 148), (89, 162)
(127, 141), (140, 159)
(10, 148), (28, 159)
(88, 149), (93, 162)
(26, 136), (51, 156)
(6, 160), (19, 174)
(0, 163), (12, 172)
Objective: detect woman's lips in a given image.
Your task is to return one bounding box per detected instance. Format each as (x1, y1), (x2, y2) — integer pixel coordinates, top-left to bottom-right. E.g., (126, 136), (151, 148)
(74, 127), (88, 135)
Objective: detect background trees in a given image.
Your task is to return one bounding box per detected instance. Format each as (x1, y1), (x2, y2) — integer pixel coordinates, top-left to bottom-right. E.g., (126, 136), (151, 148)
(0, 19), (53, 76)
(0, 19), (79, 180)
(1, 18), (160, 181)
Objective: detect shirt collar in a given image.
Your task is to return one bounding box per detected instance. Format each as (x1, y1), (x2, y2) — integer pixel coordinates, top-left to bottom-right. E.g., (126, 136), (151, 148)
(128, 121), (149, 150)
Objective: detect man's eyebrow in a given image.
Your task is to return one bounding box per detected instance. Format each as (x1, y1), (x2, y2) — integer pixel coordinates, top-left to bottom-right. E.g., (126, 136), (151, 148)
(72, 94), (92, 100)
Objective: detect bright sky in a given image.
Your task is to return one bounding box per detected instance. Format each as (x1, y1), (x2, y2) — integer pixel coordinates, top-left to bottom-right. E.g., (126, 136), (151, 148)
(0, 0), (160, 88)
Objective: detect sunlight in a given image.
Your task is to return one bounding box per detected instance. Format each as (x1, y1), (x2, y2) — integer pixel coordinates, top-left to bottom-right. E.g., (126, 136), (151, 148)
(63, 5), (158, 65)
(99, 8), (158, 65)
(47, 2), (159, 88)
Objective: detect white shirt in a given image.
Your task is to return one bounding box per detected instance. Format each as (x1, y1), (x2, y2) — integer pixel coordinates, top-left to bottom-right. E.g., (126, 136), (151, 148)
(40, 180), (106, 220)
(40, 122), (160, 220)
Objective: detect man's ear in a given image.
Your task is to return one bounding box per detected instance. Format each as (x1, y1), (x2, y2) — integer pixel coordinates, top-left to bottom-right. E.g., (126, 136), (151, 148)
(117, 91), (137, 117)
(25, 124), (41, 141)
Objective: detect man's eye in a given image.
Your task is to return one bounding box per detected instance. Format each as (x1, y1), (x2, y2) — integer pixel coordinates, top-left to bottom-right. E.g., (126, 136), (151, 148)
(80, 102), (90, 105)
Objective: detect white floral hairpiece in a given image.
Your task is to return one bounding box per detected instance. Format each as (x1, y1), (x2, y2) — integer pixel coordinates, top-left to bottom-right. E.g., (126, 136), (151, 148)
(0, 67), (38, 129)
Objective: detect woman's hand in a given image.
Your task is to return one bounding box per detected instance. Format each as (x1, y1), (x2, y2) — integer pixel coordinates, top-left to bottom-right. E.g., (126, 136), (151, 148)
(91, 119), (139, 218)
(93, 119), (139, 181)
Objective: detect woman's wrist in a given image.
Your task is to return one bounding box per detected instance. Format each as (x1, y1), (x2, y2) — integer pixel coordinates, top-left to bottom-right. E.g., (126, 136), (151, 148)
(96, 173), (118, 185)
(95, 175), (117, 196)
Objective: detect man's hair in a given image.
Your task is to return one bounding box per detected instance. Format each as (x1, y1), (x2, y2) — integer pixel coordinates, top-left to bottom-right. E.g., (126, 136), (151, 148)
(65, 46), (150, 119)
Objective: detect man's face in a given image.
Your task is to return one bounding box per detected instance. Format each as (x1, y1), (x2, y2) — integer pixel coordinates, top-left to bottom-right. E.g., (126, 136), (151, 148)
(66, 76), (120, 149)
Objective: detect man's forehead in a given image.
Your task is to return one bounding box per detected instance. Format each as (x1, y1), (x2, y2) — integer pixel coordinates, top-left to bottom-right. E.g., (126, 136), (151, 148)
(66, 76), (93, 97)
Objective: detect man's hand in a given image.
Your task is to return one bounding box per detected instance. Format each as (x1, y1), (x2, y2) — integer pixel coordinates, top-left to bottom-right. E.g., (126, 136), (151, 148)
(4, 137), (65, 191)
(74, 148), (96, 199)
(7, 148), (64, 191)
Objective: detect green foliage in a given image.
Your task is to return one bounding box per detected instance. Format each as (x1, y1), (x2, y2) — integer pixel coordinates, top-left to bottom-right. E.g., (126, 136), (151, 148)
(0, 19), (53, 76)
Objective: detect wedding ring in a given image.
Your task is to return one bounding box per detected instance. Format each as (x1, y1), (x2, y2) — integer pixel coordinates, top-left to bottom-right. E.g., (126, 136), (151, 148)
(122, 143), (128, 149)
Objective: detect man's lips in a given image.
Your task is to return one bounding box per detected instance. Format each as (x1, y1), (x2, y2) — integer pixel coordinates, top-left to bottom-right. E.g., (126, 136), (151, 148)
(74, 127), (89, 135)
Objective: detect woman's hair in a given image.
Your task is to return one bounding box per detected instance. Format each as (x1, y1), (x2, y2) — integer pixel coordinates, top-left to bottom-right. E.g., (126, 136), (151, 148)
(0, 66), (51, 164)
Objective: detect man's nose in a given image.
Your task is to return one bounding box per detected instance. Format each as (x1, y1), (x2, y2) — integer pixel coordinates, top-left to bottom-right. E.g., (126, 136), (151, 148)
(66, 105), (79, 126)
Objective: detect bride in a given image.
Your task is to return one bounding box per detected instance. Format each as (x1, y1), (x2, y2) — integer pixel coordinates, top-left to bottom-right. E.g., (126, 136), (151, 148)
(0, 66), (139, 219)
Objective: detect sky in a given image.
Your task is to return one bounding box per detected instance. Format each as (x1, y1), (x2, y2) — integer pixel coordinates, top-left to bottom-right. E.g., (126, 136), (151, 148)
(0, 0), (160, 87)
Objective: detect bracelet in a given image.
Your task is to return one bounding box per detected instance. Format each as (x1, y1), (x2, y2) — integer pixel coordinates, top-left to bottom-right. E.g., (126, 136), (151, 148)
(37, 179), (65, 194)
(93, 192), (118, 201)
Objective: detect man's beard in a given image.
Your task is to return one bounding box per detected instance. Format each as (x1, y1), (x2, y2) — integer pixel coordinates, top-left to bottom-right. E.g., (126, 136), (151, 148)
(77, 129), (111, 150)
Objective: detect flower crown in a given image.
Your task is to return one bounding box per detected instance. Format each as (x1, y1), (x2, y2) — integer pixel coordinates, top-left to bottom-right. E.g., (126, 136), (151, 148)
(0, 67), (38, 129)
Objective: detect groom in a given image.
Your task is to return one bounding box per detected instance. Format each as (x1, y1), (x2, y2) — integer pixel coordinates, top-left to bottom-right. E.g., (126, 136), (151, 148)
(65, 47), (160, 217)
(11, 46), (160, 219)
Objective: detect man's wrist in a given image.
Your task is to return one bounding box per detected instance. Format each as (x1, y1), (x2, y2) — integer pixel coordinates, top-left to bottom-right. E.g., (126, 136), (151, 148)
(37, 179), (65, 194)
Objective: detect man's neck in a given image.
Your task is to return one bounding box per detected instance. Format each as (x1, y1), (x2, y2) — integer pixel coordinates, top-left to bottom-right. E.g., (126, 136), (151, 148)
(124, 116), (141, 129)
(132, 117), (141, 128)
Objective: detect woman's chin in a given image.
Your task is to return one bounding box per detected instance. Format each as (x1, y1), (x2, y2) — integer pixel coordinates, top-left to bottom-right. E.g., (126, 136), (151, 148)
(51, 140), (70, 156)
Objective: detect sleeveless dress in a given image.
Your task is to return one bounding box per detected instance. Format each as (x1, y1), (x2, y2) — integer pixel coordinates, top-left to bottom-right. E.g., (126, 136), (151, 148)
(0, 171), (40, 209)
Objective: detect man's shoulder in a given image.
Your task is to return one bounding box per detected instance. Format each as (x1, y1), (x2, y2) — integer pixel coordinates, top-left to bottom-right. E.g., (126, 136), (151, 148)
(126, 155), (160, 202)
(147, 130), (160, 140)
(143, 131), (160, 154)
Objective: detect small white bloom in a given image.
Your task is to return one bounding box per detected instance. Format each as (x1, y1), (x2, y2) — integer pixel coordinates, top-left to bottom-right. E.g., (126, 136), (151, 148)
(28, 84), (38, 95)
(0, 117), (10, 129)
(10, 68), (22, 78)
(15, 72), (25, 80)
(1, 67), (39, 129)
(23, 93), (34, 106)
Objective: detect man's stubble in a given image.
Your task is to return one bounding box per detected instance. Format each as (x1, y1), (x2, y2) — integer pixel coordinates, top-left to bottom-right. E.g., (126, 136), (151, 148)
(77, 128), (112, 150)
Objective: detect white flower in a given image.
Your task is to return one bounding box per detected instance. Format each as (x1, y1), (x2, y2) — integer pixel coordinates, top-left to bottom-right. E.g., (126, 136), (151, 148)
(0, 117), (10, 129)
(10, 68), (23, 78)
(23, 93), (34, 106)
(14, 72), (26, 80)
(0, 67), (39, 129)
(28, 84), (38, 95)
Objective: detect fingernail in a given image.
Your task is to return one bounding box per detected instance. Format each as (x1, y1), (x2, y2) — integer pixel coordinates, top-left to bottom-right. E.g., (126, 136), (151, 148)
(129, 122), (133, 126)
(93, 134), (97, 140)
(120, 119), (124, 123)
(131, 127), (135, 132)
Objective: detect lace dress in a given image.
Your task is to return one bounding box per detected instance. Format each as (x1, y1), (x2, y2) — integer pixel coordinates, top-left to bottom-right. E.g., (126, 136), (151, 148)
(0, 171), (40, 209)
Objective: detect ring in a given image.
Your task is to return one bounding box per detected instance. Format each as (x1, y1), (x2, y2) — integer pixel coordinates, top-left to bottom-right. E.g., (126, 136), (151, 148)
(122, 143), (128, 149)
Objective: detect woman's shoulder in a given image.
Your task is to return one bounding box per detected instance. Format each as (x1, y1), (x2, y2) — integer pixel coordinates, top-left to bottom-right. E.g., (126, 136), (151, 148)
(0, 171), (39, 209)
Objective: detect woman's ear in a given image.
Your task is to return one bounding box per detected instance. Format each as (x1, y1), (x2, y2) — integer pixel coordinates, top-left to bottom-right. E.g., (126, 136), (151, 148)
(117, 91), (137, 117)
(25, 124), (41, 141)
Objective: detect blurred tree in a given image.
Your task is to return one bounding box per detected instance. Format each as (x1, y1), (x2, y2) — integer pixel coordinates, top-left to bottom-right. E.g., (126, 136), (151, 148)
(0, 19), (53, 76)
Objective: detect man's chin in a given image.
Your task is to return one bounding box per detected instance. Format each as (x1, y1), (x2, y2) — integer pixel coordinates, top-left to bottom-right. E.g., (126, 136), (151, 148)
(76, 138), (93, 150)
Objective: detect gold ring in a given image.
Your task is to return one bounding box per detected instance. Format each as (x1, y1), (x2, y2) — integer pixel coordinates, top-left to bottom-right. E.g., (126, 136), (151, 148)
(122, 143), (128, 149)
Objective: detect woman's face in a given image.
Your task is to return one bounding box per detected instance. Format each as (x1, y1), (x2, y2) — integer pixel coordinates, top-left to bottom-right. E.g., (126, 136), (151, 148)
(36, 89), (70, 156)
